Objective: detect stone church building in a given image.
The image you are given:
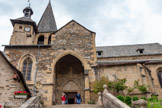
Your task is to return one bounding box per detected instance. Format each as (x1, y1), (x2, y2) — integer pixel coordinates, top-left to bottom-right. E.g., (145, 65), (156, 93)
(1, 1), (162, 106)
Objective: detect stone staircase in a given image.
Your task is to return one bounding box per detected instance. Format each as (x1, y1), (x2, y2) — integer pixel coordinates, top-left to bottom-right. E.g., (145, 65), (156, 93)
(45, 104), (98, 108)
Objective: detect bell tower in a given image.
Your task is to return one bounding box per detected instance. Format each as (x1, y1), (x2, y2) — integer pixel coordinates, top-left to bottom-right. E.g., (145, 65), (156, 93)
(9, 4), (37, 45)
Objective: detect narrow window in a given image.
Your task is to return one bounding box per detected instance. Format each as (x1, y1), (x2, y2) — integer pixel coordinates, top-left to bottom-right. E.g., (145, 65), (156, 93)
(48, 36), (51, 45)
(157, 70), (162, 88)
(22, 57), (33, 80)
(37, 36), (44, 45)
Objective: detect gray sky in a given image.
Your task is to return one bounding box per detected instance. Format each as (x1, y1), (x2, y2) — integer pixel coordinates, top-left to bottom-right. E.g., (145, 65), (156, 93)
(0, 0), (162, 50)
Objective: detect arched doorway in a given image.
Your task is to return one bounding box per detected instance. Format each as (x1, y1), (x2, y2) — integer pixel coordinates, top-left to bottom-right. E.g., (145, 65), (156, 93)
(54, 55), (84, 104)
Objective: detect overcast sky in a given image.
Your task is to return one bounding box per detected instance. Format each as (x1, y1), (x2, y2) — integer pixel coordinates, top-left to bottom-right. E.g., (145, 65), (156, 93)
(0, 0), (162, 51)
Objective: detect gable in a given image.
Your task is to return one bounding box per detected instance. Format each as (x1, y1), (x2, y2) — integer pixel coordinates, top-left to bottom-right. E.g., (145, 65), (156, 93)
(54, 20), (95, 34)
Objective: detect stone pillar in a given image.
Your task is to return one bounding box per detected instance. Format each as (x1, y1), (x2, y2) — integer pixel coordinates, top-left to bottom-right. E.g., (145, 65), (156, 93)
(97, 92), (102, 106)
(103, 85), (109, 94)
(84, 76), (90, 103)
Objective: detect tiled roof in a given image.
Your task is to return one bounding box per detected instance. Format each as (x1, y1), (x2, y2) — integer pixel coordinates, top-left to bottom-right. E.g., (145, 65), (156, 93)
(96, 43), (162, 58)
(37, 1), (57, 33)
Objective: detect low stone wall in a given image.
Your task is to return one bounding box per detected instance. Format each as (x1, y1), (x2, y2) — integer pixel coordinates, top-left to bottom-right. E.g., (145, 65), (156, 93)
(19, 96), (40, 108)
(102, 85), (130, 108)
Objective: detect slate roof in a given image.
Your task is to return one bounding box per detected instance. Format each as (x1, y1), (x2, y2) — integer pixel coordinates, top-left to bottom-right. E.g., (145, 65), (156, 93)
(37, 1), (57, 33)
(10, 17), (37, 31)
(96, 43), (162, 58)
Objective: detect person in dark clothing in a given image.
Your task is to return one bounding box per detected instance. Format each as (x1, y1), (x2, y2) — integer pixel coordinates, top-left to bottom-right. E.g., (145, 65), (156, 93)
(76, 91), (82, 104)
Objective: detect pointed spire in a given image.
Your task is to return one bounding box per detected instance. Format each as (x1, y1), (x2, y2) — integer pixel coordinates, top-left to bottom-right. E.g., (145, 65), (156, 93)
(37, 1), (57, 33)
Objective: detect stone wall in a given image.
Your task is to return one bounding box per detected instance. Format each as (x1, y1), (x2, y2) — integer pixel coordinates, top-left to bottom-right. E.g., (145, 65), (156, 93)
(97, 64), (141, 87)
(0, 54), (27, 107)
(96, 62), (162, 99)
(10, 24), (35, 45)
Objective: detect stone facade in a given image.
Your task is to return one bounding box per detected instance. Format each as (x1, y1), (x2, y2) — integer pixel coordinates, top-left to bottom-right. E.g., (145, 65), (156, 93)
(1, 1), (162, 107)
(4, 20), (97, 106)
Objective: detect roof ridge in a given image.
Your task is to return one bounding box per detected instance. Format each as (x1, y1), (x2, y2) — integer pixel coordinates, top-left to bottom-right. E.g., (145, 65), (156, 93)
(96, 43), (161, 48)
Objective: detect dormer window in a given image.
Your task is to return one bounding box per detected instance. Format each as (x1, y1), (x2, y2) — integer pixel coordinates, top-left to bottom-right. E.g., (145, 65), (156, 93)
(136, 48), (144, 54)
(97, 51), (103, 56)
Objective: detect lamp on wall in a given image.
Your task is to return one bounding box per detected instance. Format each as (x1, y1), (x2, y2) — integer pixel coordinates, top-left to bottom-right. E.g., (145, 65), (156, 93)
(13, 73), (18, 80)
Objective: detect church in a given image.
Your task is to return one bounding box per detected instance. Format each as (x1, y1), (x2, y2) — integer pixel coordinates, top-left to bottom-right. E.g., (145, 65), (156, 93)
(1, 1), (162, 106)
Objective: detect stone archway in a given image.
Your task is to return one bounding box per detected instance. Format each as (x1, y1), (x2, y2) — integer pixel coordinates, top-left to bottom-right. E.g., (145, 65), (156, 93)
(54, 54), (84, 104)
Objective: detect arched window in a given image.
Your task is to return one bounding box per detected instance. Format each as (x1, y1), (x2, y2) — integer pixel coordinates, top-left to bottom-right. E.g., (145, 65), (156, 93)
(37, 36), (44, 45)
(48, 36), (51, 45)
(22, 57), (33, 80)
(157, 70), (162, 88)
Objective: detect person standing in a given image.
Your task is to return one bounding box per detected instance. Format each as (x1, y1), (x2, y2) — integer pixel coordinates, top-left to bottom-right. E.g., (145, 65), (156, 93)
(61, 93), (66, 105)
(76, 91), (82, 104)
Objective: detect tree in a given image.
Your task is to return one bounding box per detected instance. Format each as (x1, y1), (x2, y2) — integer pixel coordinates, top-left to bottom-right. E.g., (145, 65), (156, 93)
(93, 77), (109, 93)
(107, 78), (127, 95)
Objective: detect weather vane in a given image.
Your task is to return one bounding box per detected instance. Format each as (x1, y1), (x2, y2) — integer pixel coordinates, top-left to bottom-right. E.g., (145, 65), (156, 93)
(28, 0), (31, 7)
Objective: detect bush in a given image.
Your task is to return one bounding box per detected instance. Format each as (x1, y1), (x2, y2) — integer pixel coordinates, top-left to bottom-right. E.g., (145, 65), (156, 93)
(114, 78), (127, 93)
(88, 100), (95, 104)
(107, 78), (127, 95)
(132, 96), (139, 101)
(138, 85), (148, 93)
(125, 96), (132, 106)
(151, 95), (158, 102)
(93, 77), (109, 93)
(117, 95), (125, 103)
(140, 97), (146, 100)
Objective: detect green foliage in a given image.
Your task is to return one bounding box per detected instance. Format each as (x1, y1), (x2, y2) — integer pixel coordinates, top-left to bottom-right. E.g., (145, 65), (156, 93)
(147, 96), (162, 108)
(127, 87), (134, 95)
(107, 78), (127, 93)
(140, 97), (146, 100)
(93, 77), (127, 95)
(133, 80), (148, 93)
(107, 81), (114, 91)
(132, 96), (139, 101)
(134, 80), (139, 88)
(117, 95), (125, 103)
(93, 77), (109, 93)
(147, 101), (162, 108)
(151, 95), (158, 102)
(125, 96), (132, 106)
(114, 78), (127, 93)
(88, 100), (96, 104)
(138, 84), (148, 93)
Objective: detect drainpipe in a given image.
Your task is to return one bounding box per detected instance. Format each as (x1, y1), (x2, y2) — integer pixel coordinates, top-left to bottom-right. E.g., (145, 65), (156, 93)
(33, 45), (40, 96)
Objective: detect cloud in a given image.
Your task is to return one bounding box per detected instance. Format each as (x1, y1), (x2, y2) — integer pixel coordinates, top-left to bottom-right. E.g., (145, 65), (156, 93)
(0, 0), (162, 51)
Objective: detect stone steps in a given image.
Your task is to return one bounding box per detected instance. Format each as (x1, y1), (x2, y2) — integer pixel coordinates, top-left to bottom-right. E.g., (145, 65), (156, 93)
(45, 104), (98, 108)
